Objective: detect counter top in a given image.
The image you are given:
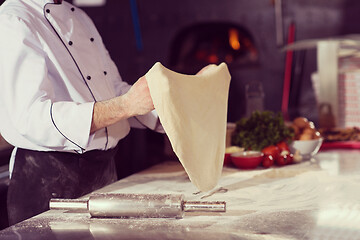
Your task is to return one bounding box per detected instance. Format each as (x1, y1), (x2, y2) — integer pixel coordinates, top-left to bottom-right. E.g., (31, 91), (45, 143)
(1, 149), (360, 239)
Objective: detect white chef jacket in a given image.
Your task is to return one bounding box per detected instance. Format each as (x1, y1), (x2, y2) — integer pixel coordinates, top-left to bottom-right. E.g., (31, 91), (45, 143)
(0, 0), (160, 172)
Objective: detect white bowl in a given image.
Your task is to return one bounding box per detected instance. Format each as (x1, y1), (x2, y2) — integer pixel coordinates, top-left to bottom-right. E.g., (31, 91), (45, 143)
(289, 138), (323, 160)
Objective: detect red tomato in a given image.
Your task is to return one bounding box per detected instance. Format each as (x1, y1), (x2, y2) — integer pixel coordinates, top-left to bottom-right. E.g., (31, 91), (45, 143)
(276, 153), (294, 166)
(262, 154), (274, 168)
(276, 141), (290, 152)
(286, 153), (294, 165)
(261, 145), (280, 160)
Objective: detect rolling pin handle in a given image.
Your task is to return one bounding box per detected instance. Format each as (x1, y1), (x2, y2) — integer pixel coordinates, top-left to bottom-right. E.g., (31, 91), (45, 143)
(183, 200), (226, 212)
(49, 198), (88, 211)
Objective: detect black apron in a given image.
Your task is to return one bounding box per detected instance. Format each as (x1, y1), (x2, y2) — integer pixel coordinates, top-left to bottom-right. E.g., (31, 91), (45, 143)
(7, 147), (118, 225)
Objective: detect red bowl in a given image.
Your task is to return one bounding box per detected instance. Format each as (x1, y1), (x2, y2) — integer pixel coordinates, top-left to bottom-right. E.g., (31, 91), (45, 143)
(224, 153), (232, 165)
(231, 151), (264, 169)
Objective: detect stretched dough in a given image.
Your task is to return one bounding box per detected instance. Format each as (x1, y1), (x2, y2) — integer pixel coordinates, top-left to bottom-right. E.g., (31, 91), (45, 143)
(146, 62), (231, 191)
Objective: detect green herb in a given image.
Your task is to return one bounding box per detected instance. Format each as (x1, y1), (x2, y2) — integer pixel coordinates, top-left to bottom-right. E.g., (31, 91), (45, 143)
(231, 111), (294, 151)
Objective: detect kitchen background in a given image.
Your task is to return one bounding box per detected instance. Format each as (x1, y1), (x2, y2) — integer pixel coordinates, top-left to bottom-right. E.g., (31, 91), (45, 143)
(1, 0), (360, 229)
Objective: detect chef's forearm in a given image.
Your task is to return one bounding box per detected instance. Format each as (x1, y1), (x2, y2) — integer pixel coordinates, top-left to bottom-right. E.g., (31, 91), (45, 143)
(90, 76), (154, 134)
(90, 96), (130, 134)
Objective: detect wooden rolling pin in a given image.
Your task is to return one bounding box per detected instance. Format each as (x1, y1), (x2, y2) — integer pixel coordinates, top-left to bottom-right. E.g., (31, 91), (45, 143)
(50, 193), (226, 219)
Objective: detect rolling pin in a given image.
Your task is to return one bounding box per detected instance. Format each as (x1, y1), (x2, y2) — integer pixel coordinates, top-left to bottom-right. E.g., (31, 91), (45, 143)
(50, 193), (226, 219)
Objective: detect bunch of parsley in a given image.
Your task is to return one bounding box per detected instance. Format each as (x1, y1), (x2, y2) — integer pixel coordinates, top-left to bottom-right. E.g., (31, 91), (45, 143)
(231, 111), (294, 151)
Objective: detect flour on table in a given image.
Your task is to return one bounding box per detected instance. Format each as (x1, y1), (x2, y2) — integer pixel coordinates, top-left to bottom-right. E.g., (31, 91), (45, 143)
(146, 62), (231, 192)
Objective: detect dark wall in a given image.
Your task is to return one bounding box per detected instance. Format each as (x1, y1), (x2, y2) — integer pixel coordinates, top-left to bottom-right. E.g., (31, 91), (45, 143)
(80, 0), (360, 123)
(77, 0), (360, 176)
(2, 0), (360, 170)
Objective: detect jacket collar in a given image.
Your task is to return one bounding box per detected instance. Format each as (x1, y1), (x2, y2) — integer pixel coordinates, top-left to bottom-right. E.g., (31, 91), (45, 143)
(35, 0), (62, 8)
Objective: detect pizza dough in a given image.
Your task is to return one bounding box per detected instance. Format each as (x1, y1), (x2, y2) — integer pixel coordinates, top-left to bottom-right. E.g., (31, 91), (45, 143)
(145, 62), (231, 192)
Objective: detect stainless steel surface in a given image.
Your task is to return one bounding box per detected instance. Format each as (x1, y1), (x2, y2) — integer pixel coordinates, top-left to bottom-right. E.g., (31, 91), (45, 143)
(1, 149), (360, 239)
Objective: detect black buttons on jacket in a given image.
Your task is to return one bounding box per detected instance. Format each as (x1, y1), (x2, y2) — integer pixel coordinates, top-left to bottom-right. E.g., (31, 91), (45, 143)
(104, 71), (107, 75)
(90, 38), (94, 42)
(71, 7), (75, 12)
(46, 9), (50, 13)
(69, 41), (73, 46)
(87, 76), (91, 80)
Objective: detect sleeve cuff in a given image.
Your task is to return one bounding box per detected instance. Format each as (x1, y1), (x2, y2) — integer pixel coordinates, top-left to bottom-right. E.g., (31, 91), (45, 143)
(128, 110), (164, 133)
(51, 101), (94, 150)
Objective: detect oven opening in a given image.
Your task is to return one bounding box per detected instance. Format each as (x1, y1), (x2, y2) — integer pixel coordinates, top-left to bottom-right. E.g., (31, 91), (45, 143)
(168, 22), (258, 74)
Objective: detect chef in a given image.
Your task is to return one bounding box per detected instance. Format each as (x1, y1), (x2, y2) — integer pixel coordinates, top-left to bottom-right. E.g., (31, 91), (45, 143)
(0, 0), (163, 225)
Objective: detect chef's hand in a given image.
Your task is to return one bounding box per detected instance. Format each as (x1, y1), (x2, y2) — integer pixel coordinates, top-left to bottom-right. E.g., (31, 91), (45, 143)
(123, 76), (155, 116)
(90, 76), (154, 134)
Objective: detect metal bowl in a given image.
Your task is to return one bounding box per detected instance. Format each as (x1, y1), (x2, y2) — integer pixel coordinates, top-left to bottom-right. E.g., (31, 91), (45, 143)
(289, 138), (323, 160)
